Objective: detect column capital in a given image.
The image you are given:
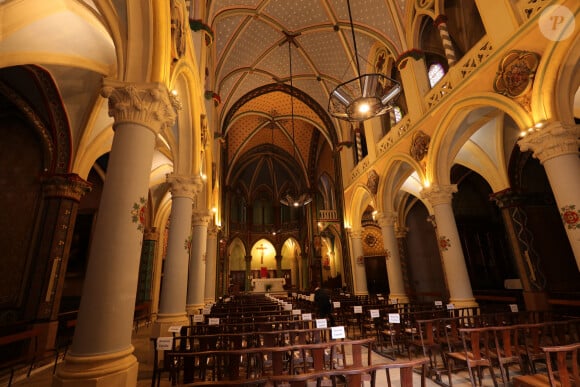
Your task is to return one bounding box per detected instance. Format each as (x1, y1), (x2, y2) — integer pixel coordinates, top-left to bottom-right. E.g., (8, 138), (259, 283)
(347, 229), (362, 239)
(518, 121), (579, 164)
(374, 211), (396, 228)
(421, 184), (457, 206)
(394, 225), (409, 238)
(101, 80), (176, 135)
(192, 211), (210, 226)
(207, 224), (218, 237)
(490, 188), (525, 209)
(167, 174), (203, 199)
(143, 227), (159, 241)
(42, 173), (92, 201)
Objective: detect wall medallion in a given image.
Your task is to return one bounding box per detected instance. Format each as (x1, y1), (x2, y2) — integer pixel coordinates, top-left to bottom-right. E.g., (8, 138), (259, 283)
(410, 130), (430, 162)
(493, 50), (540, 97)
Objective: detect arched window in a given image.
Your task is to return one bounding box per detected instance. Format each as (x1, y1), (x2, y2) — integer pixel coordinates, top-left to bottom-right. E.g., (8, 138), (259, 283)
(428, 63), (445, 87)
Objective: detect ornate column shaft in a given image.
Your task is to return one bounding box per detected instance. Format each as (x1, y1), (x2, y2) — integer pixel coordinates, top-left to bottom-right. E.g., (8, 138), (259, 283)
(275, 254), (283, 279)
(204, 224), (218, 303)
(421, 185), (477, 307)
(348, 229), (368, 296)
(142, 228), (160, 319)
(518, 122), (580, 270)
(490, 189), (549, 310)
(376, 212), (409, 303)
(394, 226), (412, 298)
(55, 81), (175, 387)
(245, 255), (252, 291)
(187, 211), (210, 313)
(434, 15), (457, 67)
(157, 174), (201, 326)
(31, 174), (91, 353)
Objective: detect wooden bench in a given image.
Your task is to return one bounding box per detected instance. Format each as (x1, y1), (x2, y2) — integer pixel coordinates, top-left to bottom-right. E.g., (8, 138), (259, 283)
(0, 326), (41, 386)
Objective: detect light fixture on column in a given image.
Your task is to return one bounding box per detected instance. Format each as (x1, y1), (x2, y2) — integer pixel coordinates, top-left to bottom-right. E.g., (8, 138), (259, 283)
(280, 32), (312, 208)
(328, 0), (402, 122)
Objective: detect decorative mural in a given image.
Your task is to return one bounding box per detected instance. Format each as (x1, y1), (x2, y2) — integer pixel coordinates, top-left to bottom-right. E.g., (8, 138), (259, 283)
(131, 197), (147, 232)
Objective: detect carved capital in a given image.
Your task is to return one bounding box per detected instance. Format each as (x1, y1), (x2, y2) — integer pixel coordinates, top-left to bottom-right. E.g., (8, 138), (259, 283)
(167, 174), (203, 200)
(101, 80), (176, 135)
(347, 229), (362, 239)
(192, 211), (211, 226)
(375, 211), (396, 228)
(518, 122), (579, 163)
(420, 184), (457, 206)
(42, 173), (92, 201)
(490, 188), (524, 209)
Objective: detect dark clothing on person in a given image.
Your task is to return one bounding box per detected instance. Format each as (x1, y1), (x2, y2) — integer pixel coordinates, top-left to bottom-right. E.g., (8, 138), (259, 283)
(314, 287), (335, 326)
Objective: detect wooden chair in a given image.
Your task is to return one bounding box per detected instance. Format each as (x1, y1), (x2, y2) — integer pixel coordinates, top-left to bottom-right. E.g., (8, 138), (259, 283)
(371, 357), (429, 387)
(445, 327), (498, 387)
(513, 342), (580, 387)
(491, 325), (525, 385)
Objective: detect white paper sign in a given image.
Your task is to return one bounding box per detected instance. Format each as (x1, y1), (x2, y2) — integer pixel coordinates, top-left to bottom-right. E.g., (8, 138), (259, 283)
(333, 301), (341, 308)
(156, 337), (173, 350)
(446, 303), (455, 310)
(284, 304), (293, 311)
(302, 313), (312, 321)
(202, 307), (212, 315)
(315, 318), (328, 328)
(377, 296), (385, 301)
(369, 309), (380, 318)
(390, 299), (398, 305)
(354, 305), (363, 314)
(168, 325), (182, 333)
(434, 300), (443, 306)
(292, 309), (301, 315)
(331, 326), (346, 339)
(192, 314), (204, 323)
(388, 313), (401, 324)
(208, 317), (220, 325)
(509, 304), (519, 313)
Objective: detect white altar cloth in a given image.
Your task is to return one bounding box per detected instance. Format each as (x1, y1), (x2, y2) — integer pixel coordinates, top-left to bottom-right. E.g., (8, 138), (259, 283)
(251, 278), (285, 292)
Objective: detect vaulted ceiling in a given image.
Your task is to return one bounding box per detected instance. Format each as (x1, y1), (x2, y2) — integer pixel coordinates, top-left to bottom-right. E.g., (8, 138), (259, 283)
(208, 0), (409, 198)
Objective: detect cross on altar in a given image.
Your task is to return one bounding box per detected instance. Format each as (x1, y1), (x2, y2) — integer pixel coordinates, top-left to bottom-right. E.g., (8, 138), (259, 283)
(256, 243), (267, 264)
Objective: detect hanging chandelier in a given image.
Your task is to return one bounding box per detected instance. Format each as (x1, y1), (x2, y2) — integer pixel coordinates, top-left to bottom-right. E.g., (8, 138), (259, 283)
(328, 0), (402, 122)
(280, 33), (312, 208)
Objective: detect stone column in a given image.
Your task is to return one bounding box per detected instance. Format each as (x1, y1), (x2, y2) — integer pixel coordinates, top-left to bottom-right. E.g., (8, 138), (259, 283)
(490, 189), (549, 310)
(142, 228), (160, 319)
(434, 15), (457, 67)
(421, 185), (477, 308)
(35, 174), (91, 352)
(518, 122), (580, 270)
(204, 224), (218, 304)
(300, 252), (308, 290)
(395, 225), (412, 298)
(348, 229), (368, 296)
(156, 174), (201, 332)
(186, 211), (210, 314)
(375, 212), (409, 303)
(245, 255), (252, 291)
(55, 81), (175, 387)
(275, 254), (283, 279)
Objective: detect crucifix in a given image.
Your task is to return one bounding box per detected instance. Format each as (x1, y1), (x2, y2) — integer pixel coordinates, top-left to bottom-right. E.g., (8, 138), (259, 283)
(256, 243), (267, 264)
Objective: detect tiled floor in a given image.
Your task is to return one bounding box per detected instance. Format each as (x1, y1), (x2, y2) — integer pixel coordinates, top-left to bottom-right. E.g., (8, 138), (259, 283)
(8, 324), (514, 386)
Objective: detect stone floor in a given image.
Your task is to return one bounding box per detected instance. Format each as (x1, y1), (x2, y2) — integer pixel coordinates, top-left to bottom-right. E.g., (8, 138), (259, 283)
(6, 324), (514, 386)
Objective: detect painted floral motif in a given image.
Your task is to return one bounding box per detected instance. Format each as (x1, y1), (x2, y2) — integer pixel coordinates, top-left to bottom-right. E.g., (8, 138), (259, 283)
(184, 235), (192, 255)
(561, 204), (580, 230)
(131, 197), (147, 232)
(438, 236), (451, 251)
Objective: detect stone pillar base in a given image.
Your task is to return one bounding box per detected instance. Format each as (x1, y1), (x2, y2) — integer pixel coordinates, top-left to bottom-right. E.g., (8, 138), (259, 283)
(53, 346), (138, 387)
(152, 313), (189, 337)
(523, 291), (550, 311)
(449, 297), (479, 309)
(204, 297), (215, 305)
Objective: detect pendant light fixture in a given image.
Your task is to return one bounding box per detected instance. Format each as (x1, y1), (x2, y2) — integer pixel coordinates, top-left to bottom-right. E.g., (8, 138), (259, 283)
(328, 0), (402, 122)
(280, 33), (312, 208)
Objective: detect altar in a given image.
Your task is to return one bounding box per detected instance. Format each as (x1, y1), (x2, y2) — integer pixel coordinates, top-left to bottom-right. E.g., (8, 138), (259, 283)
(251, 278), (285, 293)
